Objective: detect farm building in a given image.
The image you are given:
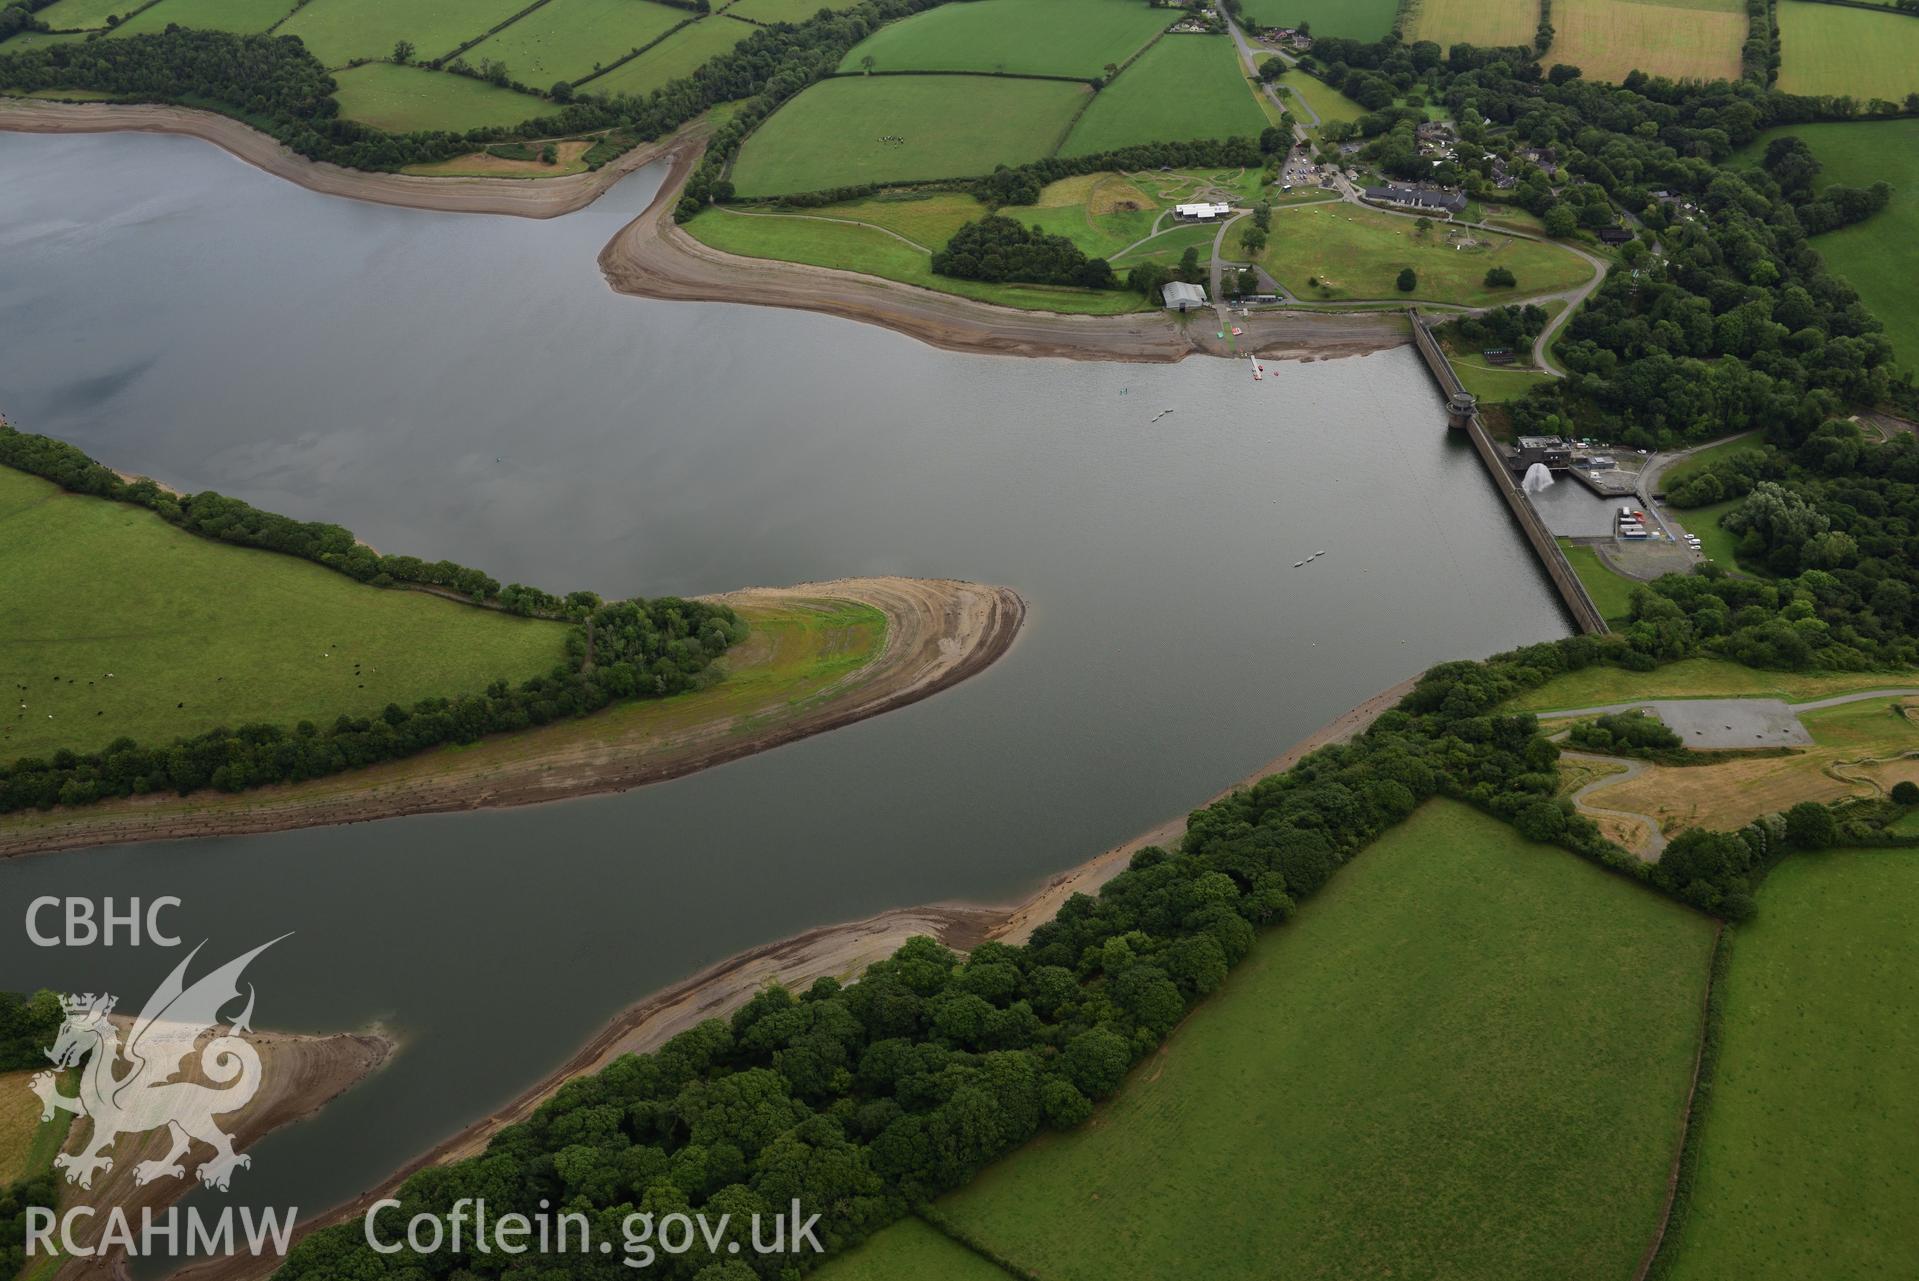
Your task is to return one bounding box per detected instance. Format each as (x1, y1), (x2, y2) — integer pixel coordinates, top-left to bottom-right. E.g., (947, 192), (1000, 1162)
(1162, 281), (1208, 311)
(1596, 226), (1634, 244)
(1174, 201), (1233, 220)
(1362, 184), (1467, 214)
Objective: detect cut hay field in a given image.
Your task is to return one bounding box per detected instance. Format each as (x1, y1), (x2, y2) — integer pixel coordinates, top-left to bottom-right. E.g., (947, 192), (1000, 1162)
(1060, 35), (1265, 156)
(1776, 0), (1919, 100)
(1237, 0), (1400, 40)
(728, 75), (1086, 196)
(835, 800), (1716, 1281)
(837, 0), (1171, 79)
(278, 0), (529, 67)
(464, 0), (690, 86)
(1582, 695), (1919, 836)
(0, 466), (571, 762)
(1759, 119), (1919, 369)
(1407, 0), (1543, 50)
(1547, 0), (1745, 84)
(1511, 657), (1919, 713)
(1661, 852), (1919, 1280)
(108, 0), (286, 36)
(580, 16), (755, 96)
(682, 203), (1149, 313)
(1263, 203), (1592, 305)
(329, 63), (554, 133)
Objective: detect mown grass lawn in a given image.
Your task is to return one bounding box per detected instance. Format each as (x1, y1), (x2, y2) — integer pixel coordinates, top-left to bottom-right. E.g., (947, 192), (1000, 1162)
(683, 206), (1148, 313)
(1776, 0), (1919, 101)
(0, 466), (570, 761)
(1508, 657), (1919, 713)
(1558, 540), (1641, 624)
(916, 800), (1716, 1281)
(1061, 35), (1266, 155)
(464, 0), (689, 86)
(1264, 202), (1591, 305)
(1450, 355), (1553, 402)
(329, 63), (555, 134)
(730, 75), (1087, 196)
(1663, 852), (1919, 1281)
(279, 0), (529, 67)
(837, 0), (1171, 79)
(578, 15), (755, 97)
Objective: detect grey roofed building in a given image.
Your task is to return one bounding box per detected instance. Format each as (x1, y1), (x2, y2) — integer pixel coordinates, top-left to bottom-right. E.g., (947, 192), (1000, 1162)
(1362, 184), (1468, 214)
(1162, 281), (1208, 311)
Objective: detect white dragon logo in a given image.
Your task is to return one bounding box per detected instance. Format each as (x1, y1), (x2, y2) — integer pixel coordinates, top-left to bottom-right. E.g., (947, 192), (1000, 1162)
(30, 937), (286, 1192)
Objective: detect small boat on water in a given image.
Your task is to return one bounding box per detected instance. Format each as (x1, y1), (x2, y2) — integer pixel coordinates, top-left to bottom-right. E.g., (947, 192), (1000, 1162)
(1293, 561), (1306, 568)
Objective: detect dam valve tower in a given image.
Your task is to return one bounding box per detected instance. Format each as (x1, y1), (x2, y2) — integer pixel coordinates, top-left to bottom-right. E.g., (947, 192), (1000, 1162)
(1446, 390), (1477, 430)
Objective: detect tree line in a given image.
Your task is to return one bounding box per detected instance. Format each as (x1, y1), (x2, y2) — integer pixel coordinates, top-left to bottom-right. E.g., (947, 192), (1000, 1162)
(931, 216), (1116, 289)
(0, 426), (589, 614)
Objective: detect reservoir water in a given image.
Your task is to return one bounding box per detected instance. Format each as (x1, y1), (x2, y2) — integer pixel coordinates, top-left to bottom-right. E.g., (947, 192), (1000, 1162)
(0, 131), (1570, 1247)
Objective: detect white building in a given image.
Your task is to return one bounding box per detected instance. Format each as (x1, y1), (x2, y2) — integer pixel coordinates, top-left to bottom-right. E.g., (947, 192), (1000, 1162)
(1174, 202), (1233, 221)
(1162, 281), (1208, 311)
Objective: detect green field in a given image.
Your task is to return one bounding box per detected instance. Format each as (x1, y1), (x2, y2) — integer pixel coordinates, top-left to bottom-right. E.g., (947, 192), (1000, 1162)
(580, 15), (755, 96)
(1060, 35), (1266, 156)
(728, 75), (1087, 196)
(279, 0), (529, 67)
(1741, 120), (1919, 370)
(1449, 354), (1553, 401)
(837, 0), (1171, 79)
(1777, 0), (1919, 101)
(1237, 0), (1400, 39)
(818, 1218), (1012, 1281)
(725, 0), (865, 20)
(1663, 853), (1919, 1280)
(0, 466), (570, 761)
(683, 205), (1149, 313)
(870, 801), (1716, 1281)
(330, 62), (554, 133)
(465, 0), (689, 86)
(33, 0), (143, 29)
(109, 0), (286, 36)
(1660, 433), (1765, 491)
(1268, 68), (1371, 127)
(1264, 203), (1592, 305)
(1, 1069), (73, 1185)
(1559, 540), (1641, 623)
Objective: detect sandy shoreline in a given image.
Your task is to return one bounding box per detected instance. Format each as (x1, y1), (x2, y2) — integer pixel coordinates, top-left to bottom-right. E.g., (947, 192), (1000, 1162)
(1, 100), (1408, 364)
(46, 1026), (392, 1281)
(0, 577), (1024, 859)
(161, 670), (1419, 1281)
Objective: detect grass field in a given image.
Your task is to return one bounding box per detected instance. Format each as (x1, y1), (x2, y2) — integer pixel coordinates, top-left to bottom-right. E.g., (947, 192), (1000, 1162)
(1267, 68), (1366, 127)
(1585, 696), (1919, 835)
(1661, 434), (1765, 491)
(1, 1069), (73, 1185)
(1738, 119), (1919, 370)
(1675, 496), (1742, 567)
(0, 466), (570, 761)
(907, 800), (1716, 1281)
(1060, 35), (1266, 156)
(683, 205), (1149, 312)
(1005, 172), (1159, 258)
(109, 0), (287, 36)
(1511, 657), (1919, 713)
(279, 0), (530, 67)
(330, 63), (554, 133)
(729, 75), (1086, 196)
(725, 0), (865, 20)
(1559, 540), (1641, 623)
(1776, 0), (1919, 101)
(1407, 0), (1542, 50)
(1450, 354), (1553, 401)
(1663, 852), (1919, 1280)
(464, 0), (689, 86)
(1547, 0), (1746, 83)
(817, 1219), (1012, 1281)
(837, 0), (1171, 79)
(580, 16), (755, 96)
(33, 0), (143, 29)
(1262, 203), (1592, 305)
(1237, 0), (1400, 40)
